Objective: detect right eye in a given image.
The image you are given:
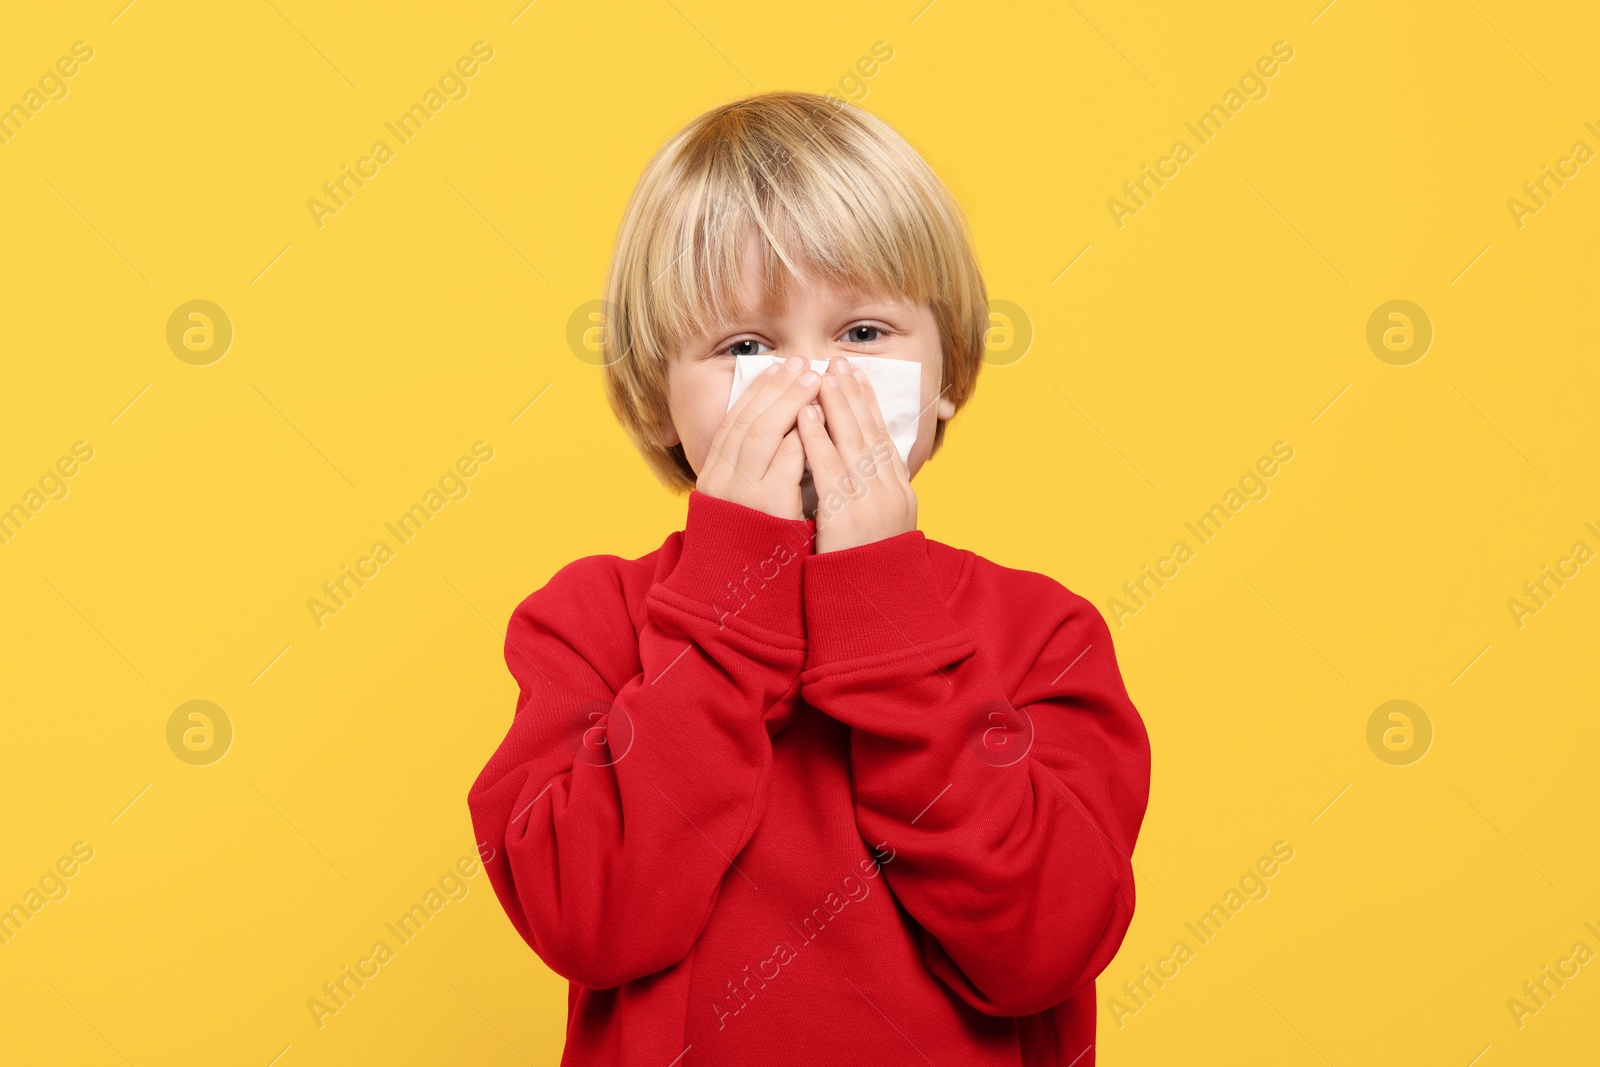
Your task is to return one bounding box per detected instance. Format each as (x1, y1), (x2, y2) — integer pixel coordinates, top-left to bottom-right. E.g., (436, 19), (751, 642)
(721, 339), (772, 357)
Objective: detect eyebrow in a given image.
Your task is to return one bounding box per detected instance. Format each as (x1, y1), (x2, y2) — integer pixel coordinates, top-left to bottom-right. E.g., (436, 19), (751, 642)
(844, 294), (913, 311)
(696, 285), (915, 339)
(705, 307), (910, 343)
(731, 294), (912, 322)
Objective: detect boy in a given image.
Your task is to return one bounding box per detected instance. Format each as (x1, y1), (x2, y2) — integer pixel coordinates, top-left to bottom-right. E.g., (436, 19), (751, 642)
(467, 90), (1151, 1066)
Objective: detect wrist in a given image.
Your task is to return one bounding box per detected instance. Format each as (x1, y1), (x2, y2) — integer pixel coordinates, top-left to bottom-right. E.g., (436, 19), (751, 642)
(662, 490), (816, 639)
(801, 529), (966, 668)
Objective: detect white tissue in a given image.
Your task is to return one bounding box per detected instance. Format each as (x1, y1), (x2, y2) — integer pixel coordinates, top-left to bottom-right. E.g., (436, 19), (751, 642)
(724, 354), (922, 517)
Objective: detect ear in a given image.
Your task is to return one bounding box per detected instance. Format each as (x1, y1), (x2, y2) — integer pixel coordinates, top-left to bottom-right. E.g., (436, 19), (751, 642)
(935, 395), (956, 421)
(657, 419), (681, 449)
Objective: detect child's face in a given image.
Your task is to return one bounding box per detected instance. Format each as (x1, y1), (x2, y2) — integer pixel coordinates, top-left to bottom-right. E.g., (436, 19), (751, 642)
(661, 229), (957, 482)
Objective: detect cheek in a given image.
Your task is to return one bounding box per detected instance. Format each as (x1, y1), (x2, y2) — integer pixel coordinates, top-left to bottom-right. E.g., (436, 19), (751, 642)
(671, 362), (737, 462)
(710, 363), (741, 423)
(907, 353), (942, 469)
(915, 409), (937, 462)
(918, 356), (942, 422)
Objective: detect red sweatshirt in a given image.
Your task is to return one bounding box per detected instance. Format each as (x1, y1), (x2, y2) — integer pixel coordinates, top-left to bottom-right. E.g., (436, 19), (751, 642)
(467, 490), (1151, 1066)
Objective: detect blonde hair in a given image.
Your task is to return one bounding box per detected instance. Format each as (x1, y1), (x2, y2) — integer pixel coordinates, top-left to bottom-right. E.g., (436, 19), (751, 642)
(600, 90), (988, 493)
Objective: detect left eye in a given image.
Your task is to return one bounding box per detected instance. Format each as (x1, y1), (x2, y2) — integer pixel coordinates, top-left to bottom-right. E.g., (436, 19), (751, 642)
(843, 325), (882, 343)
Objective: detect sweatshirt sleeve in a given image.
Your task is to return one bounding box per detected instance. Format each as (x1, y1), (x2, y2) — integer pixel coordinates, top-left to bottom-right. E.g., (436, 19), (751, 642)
(797, 531), (1151, 1017)
(467, 490), (814, 990)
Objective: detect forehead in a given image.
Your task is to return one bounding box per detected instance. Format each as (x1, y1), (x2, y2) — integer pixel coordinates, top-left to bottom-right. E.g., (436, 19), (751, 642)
(726, 229), (911, 318)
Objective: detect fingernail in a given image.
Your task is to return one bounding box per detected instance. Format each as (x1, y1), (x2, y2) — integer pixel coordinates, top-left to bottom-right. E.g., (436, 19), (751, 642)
(824, 373), (839, 389)
(785, 355), (804, 372)
(800, 370), (819, 386)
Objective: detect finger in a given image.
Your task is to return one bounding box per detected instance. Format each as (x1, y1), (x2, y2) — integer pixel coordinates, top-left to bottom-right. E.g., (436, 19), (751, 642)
(773, 425), (805, 485)
(736, 362), (822, 481)
(848, 366), (888, 438)
(803, 398), (826, 431)
(796, 400), (844, 491)
(848, 366), (907, 480)
(704, 361), (781, 481)
(817, 358), (871, 474)
(712, 357), (810, 484)
(810, 372), (871, 507)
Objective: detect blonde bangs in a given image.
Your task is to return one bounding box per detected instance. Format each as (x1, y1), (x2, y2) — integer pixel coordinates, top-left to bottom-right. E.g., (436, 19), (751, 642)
(602, 90), (988, 493)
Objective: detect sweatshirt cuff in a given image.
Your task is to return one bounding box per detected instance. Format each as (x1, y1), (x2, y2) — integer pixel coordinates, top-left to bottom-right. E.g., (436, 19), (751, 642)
(660, 490), (816, 640)
(801, 530), (966, 670)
